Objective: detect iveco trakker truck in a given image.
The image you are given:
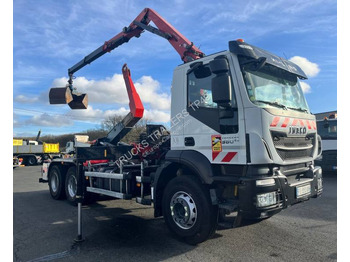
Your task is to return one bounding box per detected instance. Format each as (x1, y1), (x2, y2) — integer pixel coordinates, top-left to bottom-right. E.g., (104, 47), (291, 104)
(42, 8), (323, 244)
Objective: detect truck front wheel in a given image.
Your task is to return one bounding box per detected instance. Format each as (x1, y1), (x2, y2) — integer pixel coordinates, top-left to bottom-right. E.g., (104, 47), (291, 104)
(48, 165), (65, 200)
(162, 175), (218, 245)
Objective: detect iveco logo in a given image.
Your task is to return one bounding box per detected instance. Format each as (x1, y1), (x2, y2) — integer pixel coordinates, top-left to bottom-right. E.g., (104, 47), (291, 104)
(289, 126), (307, 135)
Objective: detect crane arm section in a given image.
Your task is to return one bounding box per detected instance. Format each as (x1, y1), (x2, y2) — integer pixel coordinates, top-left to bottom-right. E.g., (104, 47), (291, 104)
(68, 8), (204, 76)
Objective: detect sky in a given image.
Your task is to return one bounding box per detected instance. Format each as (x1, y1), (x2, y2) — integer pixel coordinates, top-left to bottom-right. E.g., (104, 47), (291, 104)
(13, 0), (337, 137)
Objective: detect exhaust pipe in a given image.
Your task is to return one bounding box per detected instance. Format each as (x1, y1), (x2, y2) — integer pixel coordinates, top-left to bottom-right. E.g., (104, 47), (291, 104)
(49, 87), (88, 109)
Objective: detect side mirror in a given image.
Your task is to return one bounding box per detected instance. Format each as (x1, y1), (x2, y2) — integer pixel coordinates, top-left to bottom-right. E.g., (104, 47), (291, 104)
(211, 73), (231, 105)
(241, 57), (267, 71)
(209, 57), (229, 74)
(209, 57), (231, 106)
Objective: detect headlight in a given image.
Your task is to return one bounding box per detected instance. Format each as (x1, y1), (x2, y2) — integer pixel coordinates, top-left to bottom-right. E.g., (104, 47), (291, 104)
(256, 178), (275, 187)
(256, 192), (277, 207)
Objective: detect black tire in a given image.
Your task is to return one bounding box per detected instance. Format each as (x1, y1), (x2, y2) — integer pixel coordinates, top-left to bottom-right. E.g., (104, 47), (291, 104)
(48, 165), (66, 200)
(64, 166), (94, 205)
(65, 166), (78, 205)
(162, 175), (218, 245)
(27, 156), (37, 166)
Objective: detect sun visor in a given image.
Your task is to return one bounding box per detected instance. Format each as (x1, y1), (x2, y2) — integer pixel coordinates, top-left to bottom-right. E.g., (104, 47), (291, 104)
(229, 40), (308, 79)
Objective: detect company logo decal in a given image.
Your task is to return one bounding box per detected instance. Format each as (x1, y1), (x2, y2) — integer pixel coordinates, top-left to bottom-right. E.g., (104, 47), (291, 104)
(289, 126), (307, 135)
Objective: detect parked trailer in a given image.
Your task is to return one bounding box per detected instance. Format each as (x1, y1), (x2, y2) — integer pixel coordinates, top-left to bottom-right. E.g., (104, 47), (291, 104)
(41, 8), (323, 244)
(13, 139), (60, 166)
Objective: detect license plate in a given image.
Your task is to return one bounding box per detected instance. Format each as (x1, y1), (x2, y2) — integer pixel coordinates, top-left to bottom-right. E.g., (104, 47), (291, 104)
(296, 184), (311, 198)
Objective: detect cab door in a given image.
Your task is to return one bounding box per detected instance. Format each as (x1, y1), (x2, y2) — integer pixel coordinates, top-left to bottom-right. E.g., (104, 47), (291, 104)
(183, 54), (247, 165)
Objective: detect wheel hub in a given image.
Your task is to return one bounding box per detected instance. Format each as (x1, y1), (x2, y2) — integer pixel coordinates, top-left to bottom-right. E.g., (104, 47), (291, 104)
(67, 175), (77, 198)
(170, 191), (197, 229)
(50, 172), (58, 192)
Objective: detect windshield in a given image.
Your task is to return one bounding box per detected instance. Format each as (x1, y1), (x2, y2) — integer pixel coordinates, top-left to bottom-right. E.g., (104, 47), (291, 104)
(317, 120), (337, 139)
(242, 64), (309, 112)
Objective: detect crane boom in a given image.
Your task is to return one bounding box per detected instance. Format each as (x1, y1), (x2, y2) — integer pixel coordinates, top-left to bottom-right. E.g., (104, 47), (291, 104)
(68, 8), (204, 76)
(49, 7), (204, 110)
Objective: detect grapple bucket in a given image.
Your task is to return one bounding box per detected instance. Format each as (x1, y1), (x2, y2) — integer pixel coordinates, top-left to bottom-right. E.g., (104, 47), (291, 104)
(49, 87), (73, 104)
(68, 93), (88, 109)
(49, 87), (88, 109)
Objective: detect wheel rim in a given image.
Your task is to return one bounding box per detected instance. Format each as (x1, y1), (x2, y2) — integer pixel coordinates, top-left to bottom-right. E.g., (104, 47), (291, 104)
(170, 191), (197, 230)
(67, 175), (77, 198)
(50, 172), (58, 193)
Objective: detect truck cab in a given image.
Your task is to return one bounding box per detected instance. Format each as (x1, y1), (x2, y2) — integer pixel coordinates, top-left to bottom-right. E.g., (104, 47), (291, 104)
(65, 135), (91, 154)
(168, 39), (322, 219)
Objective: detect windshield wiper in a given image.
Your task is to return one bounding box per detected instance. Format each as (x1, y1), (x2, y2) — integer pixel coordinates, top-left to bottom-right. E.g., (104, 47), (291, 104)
(287, 106), (309, 113)
(254, 100), (288, 110)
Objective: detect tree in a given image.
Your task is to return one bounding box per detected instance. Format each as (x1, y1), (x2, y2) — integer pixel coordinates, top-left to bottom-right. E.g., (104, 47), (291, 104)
(101, 114), (148, 144)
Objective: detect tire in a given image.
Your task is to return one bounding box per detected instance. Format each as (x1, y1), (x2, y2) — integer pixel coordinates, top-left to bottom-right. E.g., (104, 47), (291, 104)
(27, 156), (37, 166)
(162, 175), (218, 245)
(65, 166), (94, 205)
(48, 165), (66, 200)
(65, 166), (78, 205)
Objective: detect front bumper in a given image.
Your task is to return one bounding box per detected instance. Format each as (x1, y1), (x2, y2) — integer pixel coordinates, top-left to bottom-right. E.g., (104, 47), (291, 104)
(238, 166), (323, 219)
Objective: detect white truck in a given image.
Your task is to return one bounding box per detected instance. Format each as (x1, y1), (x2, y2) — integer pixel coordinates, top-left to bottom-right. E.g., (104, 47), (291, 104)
(13, 139), (60, 166)
(42, 8), (323, 244)
(64, 135), (91, 155)
(315, 111), (337, 173)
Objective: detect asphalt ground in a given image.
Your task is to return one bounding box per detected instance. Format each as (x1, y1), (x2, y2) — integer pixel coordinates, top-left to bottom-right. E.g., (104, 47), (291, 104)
(13, 166), (337, 262)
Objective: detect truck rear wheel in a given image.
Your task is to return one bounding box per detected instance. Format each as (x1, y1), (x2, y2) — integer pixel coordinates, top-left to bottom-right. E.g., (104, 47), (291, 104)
(48, 165), (65, 200)
(162, 175), (218, 245)
(65, 166), (78, 205)
(27, 156), (37, 166)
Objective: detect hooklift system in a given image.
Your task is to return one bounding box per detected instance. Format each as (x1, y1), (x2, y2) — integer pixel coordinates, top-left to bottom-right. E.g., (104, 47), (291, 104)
(44, 7), (323, 245)
(49, 7), (204, 109)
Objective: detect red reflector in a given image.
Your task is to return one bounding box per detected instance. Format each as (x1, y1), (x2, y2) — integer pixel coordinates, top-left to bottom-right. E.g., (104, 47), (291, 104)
(237, 38), (244, 42)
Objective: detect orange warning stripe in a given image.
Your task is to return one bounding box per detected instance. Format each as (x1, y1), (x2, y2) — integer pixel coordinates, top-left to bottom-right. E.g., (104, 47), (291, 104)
(270, 117), (316, 129)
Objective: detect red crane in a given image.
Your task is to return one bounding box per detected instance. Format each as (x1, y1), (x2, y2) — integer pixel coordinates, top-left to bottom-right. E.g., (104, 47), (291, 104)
(49, 8), (204, 110)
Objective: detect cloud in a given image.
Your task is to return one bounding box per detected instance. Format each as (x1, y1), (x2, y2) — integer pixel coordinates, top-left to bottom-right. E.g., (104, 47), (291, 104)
(69, 105), (170, 123)
(300, 82), (311, 94)
(51, 74), (171, 110)
(289, 56), (320, 94)
(289, 56), (320, 78)
(14, 95), (39, 103)
(25, 113), (74, 127)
